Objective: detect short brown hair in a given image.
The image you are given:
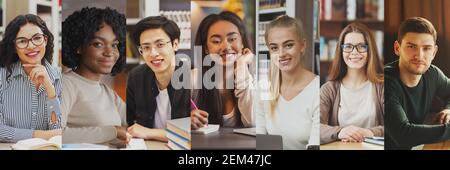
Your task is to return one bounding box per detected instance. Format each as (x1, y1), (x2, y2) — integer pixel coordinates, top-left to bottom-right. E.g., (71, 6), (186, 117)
(398, 17), (437, 44)
(328, 22), (383, 83)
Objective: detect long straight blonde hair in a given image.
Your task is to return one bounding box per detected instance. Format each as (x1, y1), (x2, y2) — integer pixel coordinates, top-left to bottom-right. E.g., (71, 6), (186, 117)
(264, 15), (306, 115)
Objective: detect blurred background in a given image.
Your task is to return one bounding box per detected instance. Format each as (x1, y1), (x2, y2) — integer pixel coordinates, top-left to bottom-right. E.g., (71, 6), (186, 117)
(384, 0), (450, 76)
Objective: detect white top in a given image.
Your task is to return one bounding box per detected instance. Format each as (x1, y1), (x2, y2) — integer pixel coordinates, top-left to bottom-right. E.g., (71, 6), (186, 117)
(256, 76), (320, 150)
(154, 88), (171, 129)
(338, 81), (376, 128)
(61, 71), (126, 144)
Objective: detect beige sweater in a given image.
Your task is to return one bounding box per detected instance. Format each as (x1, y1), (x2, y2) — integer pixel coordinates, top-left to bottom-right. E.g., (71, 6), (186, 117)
(61, 71), (126, 144)
(320, 81), (384, 144)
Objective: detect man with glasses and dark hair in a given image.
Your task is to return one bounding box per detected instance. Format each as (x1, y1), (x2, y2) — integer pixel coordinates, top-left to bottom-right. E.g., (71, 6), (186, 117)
(385, 17), (450, 150)
(127, 16), (191, 142)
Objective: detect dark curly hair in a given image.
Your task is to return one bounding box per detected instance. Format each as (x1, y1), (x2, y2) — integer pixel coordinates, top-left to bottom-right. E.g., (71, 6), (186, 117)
(62, 7), (126, 75)
(0, 14), (54, 79)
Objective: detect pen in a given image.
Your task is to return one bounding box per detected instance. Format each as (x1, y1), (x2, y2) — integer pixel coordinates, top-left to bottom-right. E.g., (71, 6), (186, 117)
(190, 98), (207, 127)
(190, 98), (198, 110)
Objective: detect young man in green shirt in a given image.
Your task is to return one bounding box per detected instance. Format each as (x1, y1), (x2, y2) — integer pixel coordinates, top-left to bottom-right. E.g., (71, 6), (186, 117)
(385, 17), (450, 150)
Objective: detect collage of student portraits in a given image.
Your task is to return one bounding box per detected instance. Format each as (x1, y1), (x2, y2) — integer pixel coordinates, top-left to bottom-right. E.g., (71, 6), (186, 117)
(2, 0), (450, 157)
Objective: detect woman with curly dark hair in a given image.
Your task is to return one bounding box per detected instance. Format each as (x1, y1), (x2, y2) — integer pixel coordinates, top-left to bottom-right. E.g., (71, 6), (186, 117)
(61, 7), (130, 144)
(0, 14), (62, 143)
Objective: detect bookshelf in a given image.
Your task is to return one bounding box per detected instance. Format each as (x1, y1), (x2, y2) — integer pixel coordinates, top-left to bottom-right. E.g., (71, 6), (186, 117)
(0, 0), (5, 39)
(319, 0), (384, 84)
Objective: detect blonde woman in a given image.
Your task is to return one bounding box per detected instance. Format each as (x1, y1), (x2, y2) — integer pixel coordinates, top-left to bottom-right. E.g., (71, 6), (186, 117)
(255, 15), (319, 150)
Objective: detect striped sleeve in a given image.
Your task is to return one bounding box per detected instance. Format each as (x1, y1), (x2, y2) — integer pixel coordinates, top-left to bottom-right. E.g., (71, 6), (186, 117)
(0, 124), (33, 143)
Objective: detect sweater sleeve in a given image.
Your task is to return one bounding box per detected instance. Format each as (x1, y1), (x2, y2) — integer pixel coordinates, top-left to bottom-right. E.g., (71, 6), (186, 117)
(308, 87), (320, 146)
(433, 66), (450, 109)
(234, 62), (255, 127)
(369, 83), (384, 137)
(319, 82), (342, 144)
(385, 77), (450, 148)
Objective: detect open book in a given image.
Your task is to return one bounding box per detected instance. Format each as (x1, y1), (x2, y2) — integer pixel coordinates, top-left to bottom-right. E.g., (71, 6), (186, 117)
(12, 136), (61, 150)
(192, 124), (219, 134)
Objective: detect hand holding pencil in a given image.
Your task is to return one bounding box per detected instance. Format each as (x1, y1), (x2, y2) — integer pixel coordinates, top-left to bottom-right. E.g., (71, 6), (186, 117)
(190, 98), (209, 130)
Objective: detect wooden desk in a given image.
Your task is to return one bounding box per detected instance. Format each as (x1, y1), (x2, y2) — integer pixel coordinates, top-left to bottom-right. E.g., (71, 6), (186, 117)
(0, 140), (169, 150)
(423, 140), (450, 150)
(145, 140), (169, 150)
(192, 128), (256, 150)
(320, 141), (383, 150)
(0, 143), (13, 150)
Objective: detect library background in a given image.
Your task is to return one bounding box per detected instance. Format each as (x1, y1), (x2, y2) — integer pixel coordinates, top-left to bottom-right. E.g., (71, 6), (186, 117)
(1, 0), (450, 153)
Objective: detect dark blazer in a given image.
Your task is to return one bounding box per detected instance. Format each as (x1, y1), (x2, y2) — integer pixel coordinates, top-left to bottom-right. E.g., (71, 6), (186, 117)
(126, 64), (191, 128)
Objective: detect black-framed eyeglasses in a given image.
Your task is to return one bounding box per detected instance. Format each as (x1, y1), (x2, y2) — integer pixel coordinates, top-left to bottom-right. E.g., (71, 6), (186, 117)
(14, 33), (47, 49)
(341, 44), (368, 53)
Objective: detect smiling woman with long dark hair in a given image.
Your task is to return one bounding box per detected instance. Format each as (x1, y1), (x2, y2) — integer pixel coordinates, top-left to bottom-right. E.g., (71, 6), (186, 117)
(191, 11), (255, 129)
(0, 14), (62, 143)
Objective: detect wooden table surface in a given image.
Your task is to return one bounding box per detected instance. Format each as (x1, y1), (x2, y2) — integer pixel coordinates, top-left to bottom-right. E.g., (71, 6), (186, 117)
(320, 141), (383, 150)
(0, 140), (170, 150)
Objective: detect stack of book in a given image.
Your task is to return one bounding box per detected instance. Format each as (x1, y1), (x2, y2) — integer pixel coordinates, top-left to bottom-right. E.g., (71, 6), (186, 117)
(166, 117), (191, 150)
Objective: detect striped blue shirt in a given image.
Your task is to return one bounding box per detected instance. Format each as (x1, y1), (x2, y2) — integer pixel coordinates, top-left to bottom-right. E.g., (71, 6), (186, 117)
(0, 60), (62, 143)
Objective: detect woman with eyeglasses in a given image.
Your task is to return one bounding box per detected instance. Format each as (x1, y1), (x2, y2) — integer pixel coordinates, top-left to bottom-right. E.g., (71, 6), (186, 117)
(0, 14), (62, 143)
(320, 22), (384, 144)
(126, 16), (191, 142)
(61, 7), (130, 144)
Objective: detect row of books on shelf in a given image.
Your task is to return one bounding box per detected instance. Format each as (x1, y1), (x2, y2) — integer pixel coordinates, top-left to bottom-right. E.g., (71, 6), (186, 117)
(259, 0), (286, 10)
(319, 30), (383, 61)
(258, 21), (270, 47)
(161, 10), (191, 49)
(321, 0), (384, 21)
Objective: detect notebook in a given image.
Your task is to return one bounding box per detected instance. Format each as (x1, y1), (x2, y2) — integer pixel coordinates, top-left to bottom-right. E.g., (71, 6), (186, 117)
(121, 138), (147, 150)
(364, 136), (384, 146)
(192, 124), (219, 134)
(11, 135), (61, 150)
(233, 127), (256, 136)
